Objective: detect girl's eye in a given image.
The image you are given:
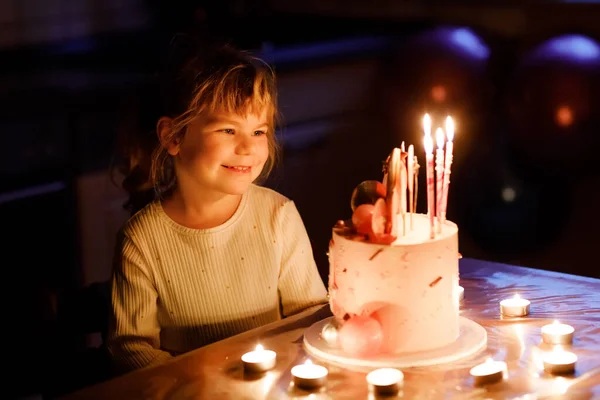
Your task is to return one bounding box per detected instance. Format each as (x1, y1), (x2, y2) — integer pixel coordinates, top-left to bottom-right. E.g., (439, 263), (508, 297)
(253, 130), (266, 136)
(221, 129), (235, 134)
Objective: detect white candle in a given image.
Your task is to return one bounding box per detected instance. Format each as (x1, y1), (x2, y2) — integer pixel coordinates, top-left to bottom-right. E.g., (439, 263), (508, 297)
(543, 347), (577, 375)
(469, 358), (507, 386)
(366, 368), (404, 396)
(291, 360), (328, 390)
(400, 156), (408, 236)
(440, 116), (454, 224)
(541, 320), (574, 345)
(435, 128), (445, 233)
(500, 294), (531, 317)
(241, 344), (277, 373)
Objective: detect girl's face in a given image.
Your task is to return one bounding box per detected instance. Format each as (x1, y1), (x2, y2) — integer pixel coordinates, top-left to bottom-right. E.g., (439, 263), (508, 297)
(171, 109), (270, 198)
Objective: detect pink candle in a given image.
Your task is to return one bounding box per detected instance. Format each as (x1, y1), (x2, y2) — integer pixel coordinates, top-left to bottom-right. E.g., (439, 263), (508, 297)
(424, 133), (435, 239)
(407, 144), (414, 230)
(440, 116), (455, 223)
(412, 155), (420, 225)
(435, 128), (445, 233)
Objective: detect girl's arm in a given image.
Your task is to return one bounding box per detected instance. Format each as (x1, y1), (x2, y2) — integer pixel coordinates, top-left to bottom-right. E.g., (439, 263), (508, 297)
(277, 201), (329, 317)
(107, 233), (173, 374)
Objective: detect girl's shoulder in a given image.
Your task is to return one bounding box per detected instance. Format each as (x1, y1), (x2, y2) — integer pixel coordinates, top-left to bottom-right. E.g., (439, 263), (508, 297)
(248, 184), (291, 208)
(248, 184), (303, 221)
(120, 200), (162, 237)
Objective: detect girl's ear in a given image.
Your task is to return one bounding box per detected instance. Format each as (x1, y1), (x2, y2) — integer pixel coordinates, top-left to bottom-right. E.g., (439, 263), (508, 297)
(157, 117), (180, 156)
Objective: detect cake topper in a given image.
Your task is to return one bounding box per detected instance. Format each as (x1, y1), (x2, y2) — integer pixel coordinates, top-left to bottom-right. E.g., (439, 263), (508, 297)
(342, 114), (454, 243)
(385, 148), (401, 237)
(350, 181), (385, 212)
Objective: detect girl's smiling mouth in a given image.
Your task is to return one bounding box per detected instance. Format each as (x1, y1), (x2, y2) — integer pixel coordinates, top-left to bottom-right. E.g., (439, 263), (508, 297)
(223, 165), (252, 173)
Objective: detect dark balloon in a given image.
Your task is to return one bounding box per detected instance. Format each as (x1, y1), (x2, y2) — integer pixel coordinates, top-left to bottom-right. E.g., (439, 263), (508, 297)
(506, 34), (600, 179)
(371, 25), (493, 176)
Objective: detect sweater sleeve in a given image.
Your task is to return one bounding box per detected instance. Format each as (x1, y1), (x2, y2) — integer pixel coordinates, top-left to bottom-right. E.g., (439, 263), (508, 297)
(107, 232), (173, 374)
(277, 201), (328, 317)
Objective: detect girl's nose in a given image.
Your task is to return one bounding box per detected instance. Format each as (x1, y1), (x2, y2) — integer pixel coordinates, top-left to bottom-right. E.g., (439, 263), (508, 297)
(235, 135), (255, 155)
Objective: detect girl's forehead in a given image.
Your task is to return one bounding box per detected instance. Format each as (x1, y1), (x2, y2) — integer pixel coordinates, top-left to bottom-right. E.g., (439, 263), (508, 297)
(201, 109), (269, 125)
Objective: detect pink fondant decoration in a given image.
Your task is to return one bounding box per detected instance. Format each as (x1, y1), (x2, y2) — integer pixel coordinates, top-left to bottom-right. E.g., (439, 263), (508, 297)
(338, 315), (383, 357)
(352, 204), (375, 235)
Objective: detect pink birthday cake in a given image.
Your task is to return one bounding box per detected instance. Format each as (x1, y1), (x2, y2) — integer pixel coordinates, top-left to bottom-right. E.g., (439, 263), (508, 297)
(327, 132), (461, 357)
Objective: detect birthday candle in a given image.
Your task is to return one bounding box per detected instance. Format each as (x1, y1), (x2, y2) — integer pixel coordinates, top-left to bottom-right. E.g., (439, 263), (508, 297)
(413, 155), (420, 227)
(435, 128), (445, 233)
(400, 143), (407, 229)
(424, 133), (435, 239)
(400, 156), (407, 236)
(407, 144), (414, 230)
(440, 116), (455, 224)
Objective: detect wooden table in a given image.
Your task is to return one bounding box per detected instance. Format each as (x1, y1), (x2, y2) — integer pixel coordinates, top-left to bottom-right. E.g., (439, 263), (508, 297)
(62, 258), (600, 399)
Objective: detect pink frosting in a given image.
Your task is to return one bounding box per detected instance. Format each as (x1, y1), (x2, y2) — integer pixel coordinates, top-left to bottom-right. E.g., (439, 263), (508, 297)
(328, 213), (460, 354)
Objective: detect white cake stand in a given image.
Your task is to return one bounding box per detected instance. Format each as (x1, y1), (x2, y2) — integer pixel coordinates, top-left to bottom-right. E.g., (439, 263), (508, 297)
(303, 316), (487, 371)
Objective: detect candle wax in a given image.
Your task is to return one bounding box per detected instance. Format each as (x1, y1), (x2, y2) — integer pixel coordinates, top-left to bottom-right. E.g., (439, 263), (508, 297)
(500, 295), (531, 317)
(366, 368), (403, 395)
(241, 345), (277, 373)
(470, 358), (507, 386)
(543, 350), (577, 375)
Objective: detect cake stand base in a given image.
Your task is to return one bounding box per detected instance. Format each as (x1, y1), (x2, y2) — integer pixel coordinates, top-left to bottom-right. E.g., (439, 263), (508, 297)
(304, 316), (487, 371)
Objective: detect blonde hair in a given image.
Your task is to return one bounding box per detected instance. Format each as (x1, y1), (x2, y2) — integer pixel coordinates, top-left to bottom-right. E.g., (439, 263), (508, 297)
(118, 41), (280, 213)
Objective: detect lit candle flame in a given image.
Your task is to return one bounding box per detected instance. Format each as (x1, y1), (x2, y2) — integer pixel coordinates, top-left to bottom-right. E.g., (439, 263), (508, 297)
(255, 344), (264, 352)
(305, 359), (313, 366)
(424, 134), (434, 155)
(436, 128), (445, 149)
(423, 114), (432, 137)
(553, 320), (560, 325)
(514, 294), (521, 300)
(445, 116), (454, 142)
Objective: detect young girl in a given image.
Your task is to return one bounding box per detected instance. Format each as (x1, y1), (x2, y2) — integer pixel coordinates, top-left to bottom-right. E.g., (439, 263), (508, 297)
(108, 40), (328, 374)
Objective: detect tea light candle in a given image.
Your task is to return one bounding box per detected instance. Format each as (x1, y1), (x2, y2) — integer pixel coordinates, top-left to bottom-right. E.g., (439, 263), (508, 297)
(500, 294), (530, 317)
(541, 320), (574, 345)
(543, 347), (577, 375)
(458, 285), (465, 302)
(291, 360), (328, 390)
(469, 358), (507, 386)
(241, 344), (276, 373)
(366, 368), (404, 396)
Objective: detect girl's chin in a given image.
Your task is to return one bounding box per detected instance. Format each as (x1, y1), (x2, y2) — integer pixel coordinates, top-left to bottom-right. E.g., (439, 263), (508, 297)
(218, 180), (254, 195)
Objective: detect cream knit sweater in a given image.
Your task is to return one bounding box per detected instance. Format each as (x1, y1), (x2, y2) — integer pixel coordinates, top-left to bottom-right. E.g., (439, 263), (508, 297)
(107, 184), (328, 373)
